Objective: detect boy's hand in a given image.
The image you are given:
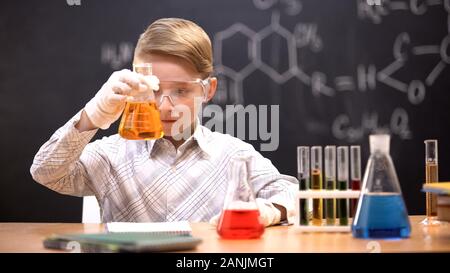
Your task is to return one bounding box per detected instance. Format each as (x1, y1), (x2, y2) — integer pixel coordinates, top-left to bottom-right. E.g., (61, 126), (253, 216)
(84, 69), (159, 129)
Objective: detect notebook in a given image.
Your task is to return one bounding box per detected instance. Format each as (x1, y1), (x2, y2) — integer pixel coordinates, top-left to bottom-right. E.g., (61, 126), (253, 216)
(105, 221), (192, 235)
(43, 221), (199, 252)
(43, 232), (202, 253)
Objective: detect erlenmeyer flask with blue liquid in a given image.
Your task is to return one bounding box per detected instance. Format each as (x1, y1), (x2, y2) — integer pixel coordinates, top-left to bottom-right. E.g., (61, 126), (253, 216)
(352, 134), (411, 239)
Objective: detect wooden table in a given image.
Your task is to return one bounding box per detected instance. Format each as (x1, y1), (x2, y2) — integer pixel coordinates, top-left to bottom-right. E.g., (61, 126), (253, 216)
(0, 216), (449, 253)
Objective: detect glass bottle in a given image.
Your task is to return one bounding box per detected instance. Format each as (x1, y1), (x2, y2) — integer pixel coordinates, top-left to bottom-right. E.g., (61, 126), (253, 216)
(118, 63), (164, 140)
(421, 139), (441, 226)
(352, 134), (411, 239)
(217, 156), (264, 239)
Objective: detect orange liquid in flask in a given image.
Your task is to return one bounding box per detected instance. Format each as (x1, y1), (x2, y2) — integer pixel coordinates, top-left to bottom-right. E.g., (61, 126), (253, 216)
(118, 101), (164, 140)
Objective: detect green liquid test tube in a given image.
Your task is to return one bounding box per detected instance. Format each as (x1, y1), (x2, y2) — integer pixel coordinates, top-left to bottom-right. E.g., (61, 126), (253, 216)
(297, 146), (310, 225)
(325, 146), (336, 225)
(337, 146), (349, 226)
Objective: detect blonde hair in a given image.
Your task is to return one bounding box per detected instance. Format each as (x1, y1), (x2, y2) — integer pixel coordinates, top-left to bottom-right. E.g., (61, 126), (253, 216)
(135, 18), (213, 78)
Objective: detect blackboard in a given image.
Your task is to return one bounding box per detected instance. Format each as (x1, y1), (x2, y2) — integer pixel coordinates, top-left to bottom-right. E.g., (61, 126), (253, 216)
(1, 0), (449, 221)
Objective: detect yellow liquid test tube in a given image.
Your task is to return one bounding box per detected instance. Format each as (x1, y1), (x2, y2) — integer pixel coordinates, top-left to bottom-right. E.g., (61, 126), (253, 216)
(311, 146), (323, 226)
(422, 139), (440, 226)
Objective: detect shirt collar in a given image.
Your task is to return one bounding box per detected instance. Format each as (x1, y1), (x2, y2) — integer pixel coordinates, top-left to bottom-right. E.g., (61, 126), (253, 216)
(146, 118), (213, 158)
(191, 118), (213, 158)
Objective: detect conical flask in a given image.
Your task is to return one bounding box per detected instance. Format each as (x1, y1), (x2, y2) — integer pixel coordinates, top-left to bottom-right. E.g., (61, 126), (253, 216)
(118, 63), (164, 140)
(352, 134), (411, 239)
(217, 156), (264, 239)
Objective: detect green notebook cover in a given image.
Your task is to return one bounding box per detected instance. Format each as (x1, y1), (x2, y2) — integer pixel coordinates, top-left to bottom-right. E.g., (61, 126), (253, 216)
(43, 232), (202, 253)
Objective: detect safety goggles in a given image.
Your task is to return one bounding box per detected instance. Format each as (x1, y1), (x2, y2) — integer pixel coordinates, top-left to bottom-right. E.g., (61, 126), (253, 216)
(154, 77), (211, 105)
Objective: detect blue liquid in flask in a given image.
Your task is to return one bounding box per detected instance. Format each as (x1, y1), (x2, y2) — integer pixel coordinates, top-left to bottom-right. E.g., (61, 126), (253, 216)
(352, 193), (411, 239)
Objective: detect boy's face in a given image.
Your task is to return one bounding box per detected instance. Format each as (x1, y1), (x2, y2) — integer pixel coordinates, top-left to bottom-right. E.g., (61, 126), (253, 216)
(134, 53), (216, 138)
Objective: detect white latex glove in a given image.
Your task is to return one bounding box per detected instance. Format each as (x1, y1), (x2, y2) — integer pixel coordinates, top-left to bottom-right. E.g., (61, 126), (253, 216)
(84, 69), (160, 129)
(255, 198), (282, 227)
(209, 198), (281, 227)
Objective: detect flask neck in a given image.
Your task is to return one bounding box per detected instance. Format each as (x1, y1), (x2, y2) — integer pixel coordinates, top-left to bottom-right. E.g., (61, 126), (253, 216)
(370, 134), (390, 154)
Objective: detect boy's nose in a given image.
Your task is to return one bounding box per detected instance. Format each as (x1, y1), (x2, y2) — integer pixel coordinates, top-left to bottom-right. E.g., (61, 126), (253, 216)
(158, 96), (178, 121)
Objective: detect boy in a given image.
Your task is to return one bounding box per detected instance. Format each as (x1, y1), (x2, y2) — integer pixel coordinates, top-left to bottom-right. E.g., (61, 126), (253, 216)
(31, 18), (297, 225)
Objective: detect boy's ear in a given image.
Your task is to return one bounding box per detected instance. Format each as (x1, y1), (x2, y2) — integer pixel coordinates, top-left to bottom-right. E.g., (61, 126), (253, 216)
(205, 77), (217, 102)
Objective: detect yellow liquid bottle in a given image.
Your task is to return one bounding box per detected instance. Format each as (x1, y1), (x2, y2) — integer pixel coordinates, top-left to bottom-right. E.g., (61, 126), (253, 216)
(118, 63), (164, 140)
(422, 139), (440, 226)
(118, 101), (164, 140)
(311, 146), (323, 226)
(426, 162), (438, 217)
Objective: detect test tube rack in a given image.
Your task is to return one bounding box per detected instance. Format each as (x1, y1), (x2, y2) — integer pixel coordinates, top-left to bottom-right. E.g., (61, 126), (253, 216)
(294, 190), (361, 232)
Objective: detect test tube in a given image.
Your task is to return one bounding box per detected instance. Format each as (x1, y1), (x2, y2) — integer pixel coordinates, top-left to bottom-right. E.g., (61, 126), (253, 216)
(324, 146), (336, 225)
(311, 146), (323, 226)
(337, 146), (349, 226)
(424, 140), (439, 220)
(297, 146), (310, 225)
(350, 146), (361, 218)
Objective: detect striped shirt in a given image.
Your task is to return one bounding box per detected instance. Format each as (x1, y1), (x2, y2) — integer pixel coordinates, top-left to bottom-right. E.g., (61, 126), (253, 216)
(30, 110), (298, 223)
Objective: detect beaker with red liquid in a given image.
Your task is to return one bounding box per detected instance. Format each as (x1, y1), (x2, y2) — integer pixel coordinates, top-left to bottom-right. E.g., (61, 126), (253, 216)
(217, 156), (264, 239)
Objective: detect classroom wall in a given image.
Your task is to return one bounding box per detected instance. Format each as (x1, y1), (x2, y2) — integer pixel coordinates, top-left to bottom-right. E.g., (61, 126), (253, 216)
(1, 0), (449, 221)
